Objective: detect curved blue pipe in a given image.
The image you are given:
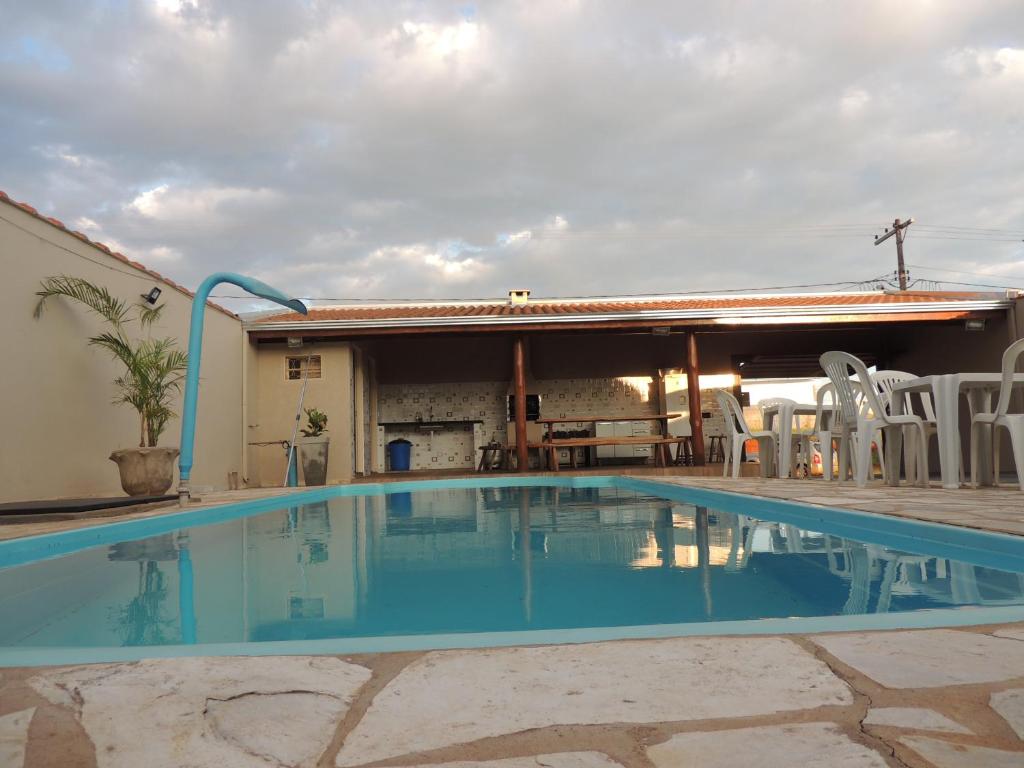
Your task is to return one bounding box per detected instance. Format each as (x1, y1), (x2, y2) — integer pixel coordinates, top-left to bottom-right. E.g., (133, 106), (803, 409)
(178, 542), (196, 644)
(178, 272), (307, 501)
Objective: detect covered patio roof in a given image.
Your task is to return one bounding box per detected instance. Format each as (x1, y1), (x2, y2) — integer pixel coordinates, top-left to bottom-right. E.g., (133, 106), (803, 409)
(245, 288), (1021, 472)
(245, 289), (1015, 337)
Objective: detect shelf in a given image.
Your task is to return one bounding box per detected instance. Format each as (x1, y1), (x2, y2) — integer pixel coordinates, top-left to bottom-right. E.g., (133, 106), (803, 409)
(380, 420), (484, 428)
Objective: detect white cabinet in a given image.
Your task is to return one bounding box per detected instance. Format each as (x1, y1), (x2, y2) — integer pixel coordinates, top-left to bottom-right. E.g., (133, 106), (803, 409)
(595, 421), (616, 458)
(595, 421), (652, 459)
(629, 421), (652, 457)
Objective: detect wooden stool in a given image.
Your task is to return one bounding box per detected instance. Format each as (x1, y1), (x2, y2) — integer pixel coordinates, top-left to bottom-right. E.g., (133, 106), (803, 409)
(707, 435), (726, 463)
(672, 437), (695, 466)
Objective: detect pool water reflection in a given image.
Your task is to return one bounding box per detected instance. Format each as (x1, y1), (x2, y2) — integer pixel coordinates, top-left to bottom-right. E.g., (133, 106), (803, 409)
(1, 485), (1023, 650)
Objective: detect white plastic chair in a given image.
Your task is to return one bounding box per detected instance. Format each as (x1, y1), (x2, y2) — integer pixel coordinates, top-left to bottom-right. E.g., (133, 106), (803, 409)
(715, 389), (777, 479)
(813, 383), (844, 480)
(819, 352), (930, 487)
(759, 397), (813, 478)
(872, 369), (963, 484)
(970, 338), (1024, 490)
(815, 380), (880, 481)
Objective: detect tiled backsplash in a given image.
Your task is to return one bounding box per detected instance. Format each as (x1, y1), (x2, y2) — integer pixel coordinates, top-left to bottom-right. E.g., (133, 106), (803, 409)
(377, 377), (727, 470)
(377, 382), (506, 471)
(533, 377), (655, 421)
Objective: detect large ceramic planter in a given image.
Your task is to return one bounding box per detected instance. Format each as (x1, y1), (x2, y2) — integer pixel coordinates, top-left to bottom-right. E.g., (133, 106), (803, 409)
(109, 446), (180, 496)
(298, 436), (330, 486)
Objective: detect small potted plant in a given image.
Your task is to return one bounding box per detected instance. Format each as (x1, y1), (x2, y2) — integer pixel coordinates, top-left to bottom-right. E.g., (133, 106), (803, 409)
(34, 276), (188, 496)
(298, 407), (329, 485)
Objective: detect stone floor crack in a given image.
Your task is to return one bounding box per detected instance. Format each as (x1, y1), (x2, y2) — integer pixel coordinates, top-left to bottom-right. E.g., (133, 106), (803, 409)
(791, 636), (912, 768)
(317, 653), (424, 768)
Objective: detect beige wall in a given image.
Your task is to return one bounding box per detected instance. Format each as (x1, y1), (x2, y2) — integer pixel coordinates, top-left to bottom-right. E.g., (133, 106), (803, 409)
(0, 200), (244, 502)
(249, 341), (355, 486)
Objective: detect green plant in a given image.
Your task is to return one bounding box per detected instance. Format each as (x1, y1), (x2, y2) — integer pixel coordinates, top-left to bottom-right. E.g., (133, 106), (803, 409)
(34, 275), (188, 447)
(301, 407), (328, 437)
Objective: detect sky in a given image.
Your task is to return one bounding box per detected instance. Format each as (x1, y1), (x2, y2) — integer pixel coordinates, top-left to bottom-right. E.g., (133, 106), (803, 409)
(2, 0), (1024, 311)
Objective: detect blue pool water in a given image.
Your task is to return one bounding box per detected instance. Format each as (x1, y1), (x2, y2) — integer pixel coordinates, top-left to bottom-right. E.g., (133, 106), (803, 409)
(1, 477), (1023, 664)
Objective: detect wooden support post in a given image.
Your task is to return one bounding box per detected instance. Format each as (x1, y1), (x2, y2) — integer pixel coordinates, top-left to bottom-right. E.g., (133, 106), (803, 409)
(652, 369), (671, 466)
(686, 332), (707, 466)
(513, 336), (529, 472)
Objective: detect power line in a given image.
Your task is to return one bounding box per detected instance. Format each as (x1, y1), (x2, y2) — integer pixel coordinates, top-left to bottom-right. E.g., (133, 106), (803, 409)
(907, 263), (1024, 283)
(916, 223), (1024, 235)
(912, 277), (1023, 291)
(911, 235), (1024, 242)
(0, 211), (161, 284)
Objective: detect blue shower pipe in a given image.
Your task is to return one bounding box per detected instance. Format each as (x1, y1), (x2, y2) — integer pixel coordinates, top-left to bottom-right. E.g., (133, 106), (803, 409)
(178, 272), (307, 504)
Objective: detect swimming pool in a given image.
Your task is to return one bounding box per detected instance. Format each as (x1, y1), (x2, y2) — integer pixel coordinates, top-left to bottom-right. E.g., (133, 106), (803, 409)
(2, 476), (1023, 666)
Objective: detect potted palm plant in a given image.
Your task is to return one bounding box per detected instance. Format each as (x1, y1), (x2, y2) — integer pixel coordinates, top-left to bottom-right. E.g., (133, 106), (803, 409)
(298, 407), (329, 485)
(34, 276), (188, 496)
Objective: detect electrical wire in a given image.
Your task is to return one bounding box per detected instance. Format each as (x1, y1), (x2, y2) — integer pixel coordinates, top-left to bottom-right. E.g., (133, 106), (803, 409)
(912, 278), (1023, 291)
(906, 264), (1024, 284)
(0, 211), (163, 284)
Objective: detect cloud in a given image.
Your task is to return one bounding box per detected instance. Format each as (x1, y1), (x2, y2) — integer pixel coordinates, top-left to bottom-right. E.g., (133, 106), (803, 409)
(126, 184), (280, 224)
(1, 0), (1023, 312)
(946, 46), (1024, 79)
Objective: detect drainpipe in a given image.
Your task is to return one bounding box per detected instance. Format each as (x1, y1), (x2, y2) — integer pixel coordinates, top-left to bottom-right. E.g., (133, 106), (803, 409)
(178, 272), (307, 506)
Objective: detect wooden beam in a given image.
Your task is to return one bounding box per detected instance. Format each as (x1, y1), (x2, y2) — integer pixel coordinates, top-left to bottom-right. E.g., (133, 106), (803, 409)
(513, 335), (529, 472)
(686, 332), (706, 465)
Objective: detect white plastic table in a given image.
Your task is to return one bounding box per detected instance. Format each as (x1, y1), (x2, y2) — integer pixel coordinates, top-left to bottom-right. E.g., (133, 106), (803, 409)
(761, 402), (818, 478)
(889, 373), (1024, 489)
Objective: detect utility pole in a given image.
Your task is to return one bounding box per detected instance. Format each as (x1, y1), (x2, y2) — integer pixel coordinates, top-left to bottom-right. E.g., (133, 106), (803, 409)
(873, 218), (913, 290)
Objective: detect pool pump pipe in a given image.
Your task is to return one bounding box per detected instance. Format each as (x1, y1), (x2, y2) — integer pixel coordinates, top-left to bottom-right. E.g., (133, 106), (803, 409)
(177, 272), (307, 507)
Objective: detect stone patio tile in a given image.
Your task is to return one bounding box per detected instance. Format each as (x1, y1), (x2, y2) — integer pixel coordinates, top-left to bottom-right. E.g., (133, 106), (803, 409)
(900, 736), (1024, 768)
(863, 707), (971, 734)
(646, 723), (888, 768)
(994, 628), (1024, 642)
(405, 754), (624, 768)
(814, 630), (1024, 688)
(335, 638), (850, 766)
(990, 689), (1024, 740)
(0, 708), (34, 768)
(30, 656), (371, 768)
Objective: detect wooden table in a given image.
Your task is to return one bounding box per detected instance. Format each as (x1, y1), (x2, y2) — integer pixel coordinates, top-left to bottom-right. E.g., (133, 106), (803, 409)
(536, 413), (683, 466)
(540, 436), (690, 471)
(889, 373), (1024, 489)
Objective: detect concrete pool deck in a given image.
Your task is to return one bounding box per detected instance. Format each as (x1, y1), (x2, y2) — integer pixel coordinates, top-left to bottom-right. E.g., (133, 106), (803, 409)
(1, 473), (1023, 766)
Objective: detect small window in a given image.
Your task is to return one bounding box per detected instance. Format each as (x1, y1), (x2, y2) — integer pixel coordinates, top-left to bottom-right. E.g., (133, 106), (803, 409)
(286, 355), (322, 381)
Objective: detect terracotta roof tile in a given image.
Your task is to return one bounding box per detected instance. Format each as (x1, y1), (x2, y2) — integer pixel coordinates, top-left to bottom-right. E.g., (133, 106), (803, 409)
(0, 189), (237, 320)
(253, 289), (1006, 326)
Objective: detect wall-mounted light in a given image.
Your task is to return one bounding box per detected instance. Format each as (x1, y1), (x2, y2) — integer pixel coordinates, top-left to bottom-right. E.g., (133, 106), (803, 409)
(964, 319), (986, 332)
(286, 336), (304, 348)
(142, 286), (162, 304)
(652, 326), (671, 336)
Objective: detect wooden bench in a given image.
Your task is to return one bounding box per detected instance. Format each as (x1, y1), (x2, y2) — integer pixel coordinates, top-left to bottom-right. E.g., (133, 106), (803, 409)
(540, 436), (690, 471)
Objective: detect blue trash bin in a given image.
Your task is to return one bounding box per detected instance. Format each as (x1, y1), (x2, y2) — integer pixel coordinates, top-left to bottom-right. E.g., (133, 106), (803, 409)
(388, 438), (412, 471)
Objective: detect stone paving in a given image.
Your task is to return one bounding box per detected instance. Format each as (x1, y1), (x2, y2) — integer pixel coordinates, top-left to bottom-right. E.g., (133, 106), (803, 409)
(653, 475), (1024, 537)
(1, 625), (1023, 767)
